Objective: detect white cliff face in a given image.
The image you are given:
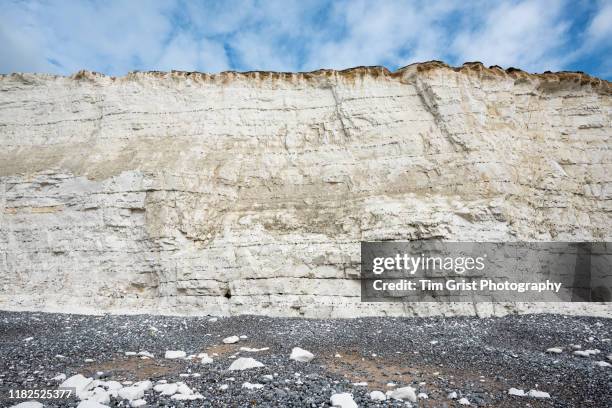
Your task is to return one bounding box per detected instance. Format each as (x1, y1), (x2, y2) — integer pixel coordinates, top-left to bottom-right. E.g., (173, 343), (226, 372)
(0, 62), (610, 317)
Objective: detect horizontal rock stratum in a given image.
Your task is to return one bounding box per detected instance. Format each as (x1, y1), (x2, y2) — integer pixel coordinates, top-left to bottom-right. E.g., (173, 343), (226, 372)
(0, 61), (610, 317)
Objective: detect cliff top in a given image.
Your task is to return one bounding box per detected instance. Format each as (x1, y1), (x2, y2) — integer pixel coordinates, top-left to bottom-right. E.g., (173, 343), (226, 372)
(1, 61), (610, 93)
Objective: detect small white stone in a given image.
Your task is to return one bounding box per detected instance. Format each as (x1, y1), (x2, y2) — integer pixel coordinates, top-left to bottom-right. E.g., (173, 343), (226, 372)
(154, 383), (178, 395)
(84, 358), (95, 363)
(52, 373), (66, 381)
(170, 393), (204, 400)
(289, 347), (314, 362)
(352, 382), (367, 386)
(388, 386), (417, 402)
(105, 381), (122, 391)
(138, 351), (154, 359)
(164, 350), (186, 359)
(458, 397), (470, 405)
(527, 390), (550, 398)
(370, 390), (386, 401)
(546, 347), (563, 354)
(239, 335), (248, 339)
(418, 392), (428, 399)
(242, 382), (264, 390)
(200, 353), (214, 364)
(90, 387), (110, 404)
(130, 399), (146, 407)
(228, 357), (265, 371)
(447, 391), (458, 399)
(76, 401), (107, 408)
(118, 386), (144, 401)
(430, 340), (438, 345)
(176, 382), (193, 395)
(125, 351), (137, 356)
(219, 384), (229, 390)
(60, 374), (93, 396)
(223, 335), (240, 344)
(330, 392), (358, 408)
(595, 361), (611, 368)
(508, 388), (526, 396)
(574, 349), (600, 357)
(9, 402), (43, 408)
(240, 347), (269, 352)
(208, 317), (218, 322)
(23, 337), (33, 342)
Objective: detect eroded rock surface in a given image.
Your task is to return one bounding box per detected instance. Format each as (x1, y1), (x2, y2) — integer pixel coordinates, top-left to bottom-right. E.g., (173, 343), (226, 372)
(0, 62), (610, 317)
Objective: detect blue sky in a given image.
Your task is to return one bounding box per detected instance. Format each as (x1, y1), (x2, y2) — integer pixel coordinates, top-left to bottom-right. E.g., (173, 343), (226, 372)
(1, 0), (611, 79)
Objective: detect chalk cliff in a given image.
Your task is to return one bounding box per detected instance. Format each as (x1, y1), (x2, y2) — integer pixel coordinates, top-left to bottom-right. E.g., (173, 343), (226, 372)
(0, 62), (610, 317)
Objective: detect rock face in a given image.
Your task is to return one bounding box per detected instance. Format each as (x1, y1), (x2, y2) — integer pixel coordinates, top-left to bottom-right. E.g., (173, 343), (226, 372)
(0, 62), (610, 317)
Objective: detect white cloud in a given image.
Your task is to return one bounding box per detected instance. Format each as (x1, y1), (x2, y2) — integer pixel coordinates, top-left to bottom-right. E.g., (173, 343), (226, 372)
(182, 0), (256, 36)
(154, 34), (229, 73)
(586, 2), (612, 45)
(155, 33), (201, 72)
(451, 1), (571, 72)
(0, 0), (231, 75)
(220, 0), (321, 71)
(0, 0), (608, 78)
(569, 1), (612, 78)
(199, 39), (231, 73)
(0, 0), (177, 75)
(0, 22), (55, 73)
(231, 31), (299, 72)
(303, 0), (433, 70)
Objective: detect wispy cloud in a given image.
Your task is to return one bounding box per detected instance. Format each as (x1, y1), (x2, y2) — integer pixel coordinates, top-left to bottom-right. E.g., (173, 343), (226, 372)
(0, 0), (610, 79)
(451, 1), (571, 72)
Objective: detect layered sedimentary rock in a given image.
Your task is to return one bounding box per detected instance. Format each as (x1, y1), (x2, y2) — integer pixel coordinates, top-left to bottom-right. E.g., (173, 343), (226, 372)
(0, 62), (610, 317)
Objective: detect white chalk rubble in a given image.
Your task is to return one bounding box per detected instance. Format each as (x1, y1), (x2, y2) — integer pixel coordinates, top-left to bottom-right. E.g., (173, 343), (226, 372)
(289, 347), (314, 362)
(370, 390), (386, 401)
(330, 392), (358, 408)
(223, 335), (240, 344)
(508, 388), (526, 396)
(9, 402), (44, 408)
(387, 386), (417, 402)
(240, 347), (269, 352)
(242, 382), (264, 390)
(164, 350), (186, 359)
(527, 389), (551, 398)
(228, 357), (265, 371)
